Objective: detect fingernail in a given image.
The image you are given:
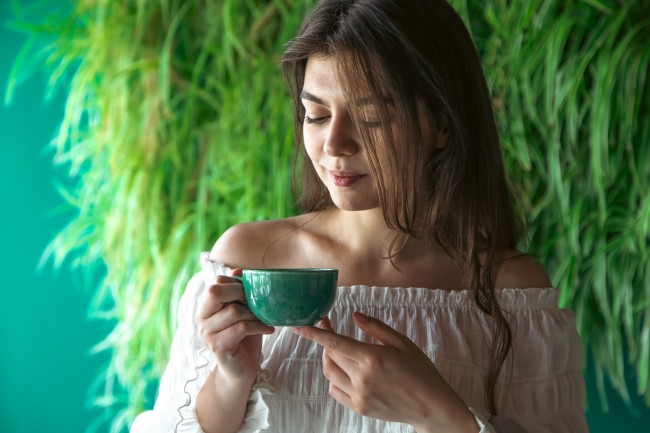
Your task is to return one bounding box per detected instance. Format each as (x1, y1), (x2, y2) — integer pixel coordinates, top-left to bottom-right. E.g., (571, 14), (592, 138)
(292, 327), (305, 335)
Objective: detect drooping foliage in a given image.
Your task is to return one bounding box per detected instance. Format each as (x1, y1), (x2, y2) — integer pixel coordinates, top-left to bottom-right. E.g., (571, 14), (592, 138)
(6, 0), (649, 430)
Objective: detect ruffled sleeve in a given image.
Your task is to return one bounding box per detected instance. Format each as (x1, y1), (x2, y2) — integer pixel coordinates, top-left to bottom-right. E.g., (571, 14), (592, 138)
(130, 253), (270, 433)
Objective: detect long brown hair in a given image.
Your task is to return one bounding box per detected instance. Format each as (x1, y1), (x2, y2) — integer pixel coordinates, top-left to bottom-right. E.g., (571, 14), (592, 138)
(282, 0), (520, 415)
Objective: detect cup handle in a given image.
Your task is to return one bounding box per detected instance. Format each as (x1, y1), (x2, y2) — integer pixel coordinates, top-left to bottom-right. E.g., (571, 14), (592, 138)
(226, 275), (248, 307)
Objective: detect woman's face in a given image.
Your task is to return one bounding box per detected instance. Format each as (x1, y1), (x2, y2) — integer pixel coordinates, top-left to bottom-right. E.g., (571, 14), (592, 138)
(300, 55), (383, 211)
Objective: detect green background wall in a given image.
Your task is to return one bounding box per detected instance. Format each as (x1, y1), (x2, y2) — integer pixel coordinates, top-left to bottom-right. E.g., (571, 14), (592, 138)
(1, 3), (649, 432)
(1, 4), (109, 432)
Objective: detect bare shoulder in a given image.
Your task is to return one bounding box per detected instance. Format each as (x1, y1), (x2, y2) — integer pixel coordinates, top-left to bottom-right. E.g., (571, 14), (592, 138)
(208, 216), (307, 269)
(495, 250), (553, 289)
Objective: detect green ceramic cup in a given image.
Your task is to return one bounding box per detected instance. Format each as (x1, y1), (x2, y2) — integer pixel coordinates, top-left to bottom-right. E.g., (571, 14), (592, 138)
(233, 268), (338, 326)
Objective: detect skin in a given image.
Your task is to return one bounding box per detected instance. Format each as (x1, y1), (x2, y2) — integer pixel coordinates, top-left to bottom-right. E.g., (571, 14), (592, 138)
(293, 315), (479, 433)
(195, 55), (552, 433)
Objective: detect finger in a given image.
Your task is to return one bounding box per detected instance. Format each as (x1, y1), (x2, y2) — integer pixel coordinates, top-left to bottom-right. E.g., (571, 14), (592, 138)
(322, 347), (354, 395)
(196, 278), (246, 321)
(318, 316), (334, 331)
(200, 302), (272, 335)
(328, 381), (353, 408)
(292, 325), (362, 361)
(209, 320), (274, 356)
(352, 312), (409, 349)
(316, 317), (360, 370)
(325, 346), (360, 372)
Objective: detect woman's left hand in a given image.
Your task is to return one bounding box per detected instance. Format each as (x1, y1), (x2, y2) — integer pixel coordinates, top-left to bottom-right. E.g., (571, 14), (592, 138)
(292, 312), (479, 433)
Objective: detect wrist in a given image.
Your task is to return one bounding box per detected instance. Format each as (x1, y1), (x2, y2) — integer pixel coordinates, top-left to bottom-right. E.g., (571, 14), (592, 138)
(413, 413), (479, 433)
(213, 365), (258, 395)
(411, 401), (479, 433)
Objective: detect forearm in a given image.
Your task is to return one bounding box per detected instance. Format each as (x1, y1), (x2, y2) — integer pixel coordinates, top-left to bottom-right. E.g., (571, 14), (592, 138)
(196, 367), (254, 433)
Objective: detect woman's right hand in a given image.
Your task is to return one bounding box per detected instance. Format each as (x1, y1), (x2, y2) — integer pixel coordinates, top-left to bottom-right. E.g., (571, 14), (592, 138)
(195, 269), (275, 387)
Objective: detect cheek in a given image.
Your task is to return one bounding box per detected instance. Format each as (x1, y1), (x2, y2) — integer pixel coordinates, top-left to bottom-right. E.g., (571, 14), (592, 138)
(302, 129), (321, 162)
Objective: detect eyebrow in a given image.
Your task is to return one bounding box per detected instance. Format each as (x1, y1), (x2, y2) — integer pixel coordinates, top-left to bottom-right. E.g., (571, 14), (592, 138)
(300, 90), (395, 106)
(300, 91), (325, 105)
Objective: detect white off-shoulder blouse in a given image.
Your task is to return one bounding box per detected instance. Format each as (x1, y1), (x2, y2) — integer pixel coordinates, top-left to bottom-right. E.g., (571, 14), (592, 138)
(130, 253), (589, 433)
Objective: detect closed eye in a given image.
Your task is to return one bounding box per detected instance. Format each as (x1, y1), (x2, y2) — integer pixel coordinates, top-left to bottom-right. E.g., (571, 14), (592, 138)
(304, 115), (330, 124)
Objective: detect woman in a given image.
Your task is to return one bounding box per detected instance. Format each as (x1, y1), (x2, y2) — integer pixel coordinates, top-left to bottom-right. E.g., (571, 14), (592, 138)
(131, 0), (589, 432)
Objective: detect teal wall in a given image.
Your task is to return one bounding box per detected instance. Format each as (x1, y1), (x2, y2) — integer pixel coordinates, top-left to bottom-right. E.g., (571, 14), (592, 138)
(1, 5), (109, 432)
(2, 3), (649, 433)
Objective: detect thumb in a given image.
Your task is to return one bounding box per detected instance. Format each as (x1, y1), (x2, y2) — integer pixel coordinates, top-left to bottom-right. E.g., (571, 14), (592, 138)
(230, 267), (243, 277)
(353, 312), (408, 349)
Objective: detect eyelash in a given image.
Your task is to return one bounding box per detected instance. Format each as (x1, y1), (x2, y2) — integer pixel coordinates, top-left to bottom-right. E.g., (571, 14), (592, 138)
(304, 115), (382, 128)
(304, 115), (329, 124)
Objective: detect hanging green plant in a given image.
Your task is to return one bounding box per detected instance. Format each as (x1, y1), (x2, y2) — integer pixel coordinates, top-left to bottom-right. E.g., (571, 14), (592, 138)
(469, 0), (650, 411)
(7, 0), (315, 430)
(6, 0), (649, 431)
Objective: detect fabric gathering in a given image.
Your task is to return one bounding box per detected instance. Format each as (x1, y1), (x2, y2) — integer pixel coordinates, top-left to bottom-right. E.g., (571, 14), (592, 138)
(131, 254), (589, 433)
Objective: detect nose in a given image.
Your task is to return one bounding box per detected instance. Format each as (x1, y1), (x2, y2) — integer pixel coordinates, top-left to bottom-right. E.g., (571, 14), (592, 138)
(324, 112), (359, 157)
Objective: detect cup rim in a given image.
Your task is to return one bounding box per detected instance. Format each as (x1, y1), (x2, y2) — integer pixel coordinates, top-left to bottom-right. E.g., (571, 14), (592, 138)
(242, 268), (338, 274)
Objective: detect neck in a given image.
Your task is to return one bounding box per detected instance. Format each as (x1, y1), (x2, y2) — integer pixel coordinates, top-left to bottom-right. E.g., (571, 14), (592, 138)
(323, 207), (436, 261)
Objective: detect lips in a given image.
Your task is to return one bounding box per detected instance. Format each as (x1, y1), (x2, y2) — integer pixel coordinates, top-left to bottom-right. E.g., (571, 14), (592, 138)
(328, 170), (368, 187)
